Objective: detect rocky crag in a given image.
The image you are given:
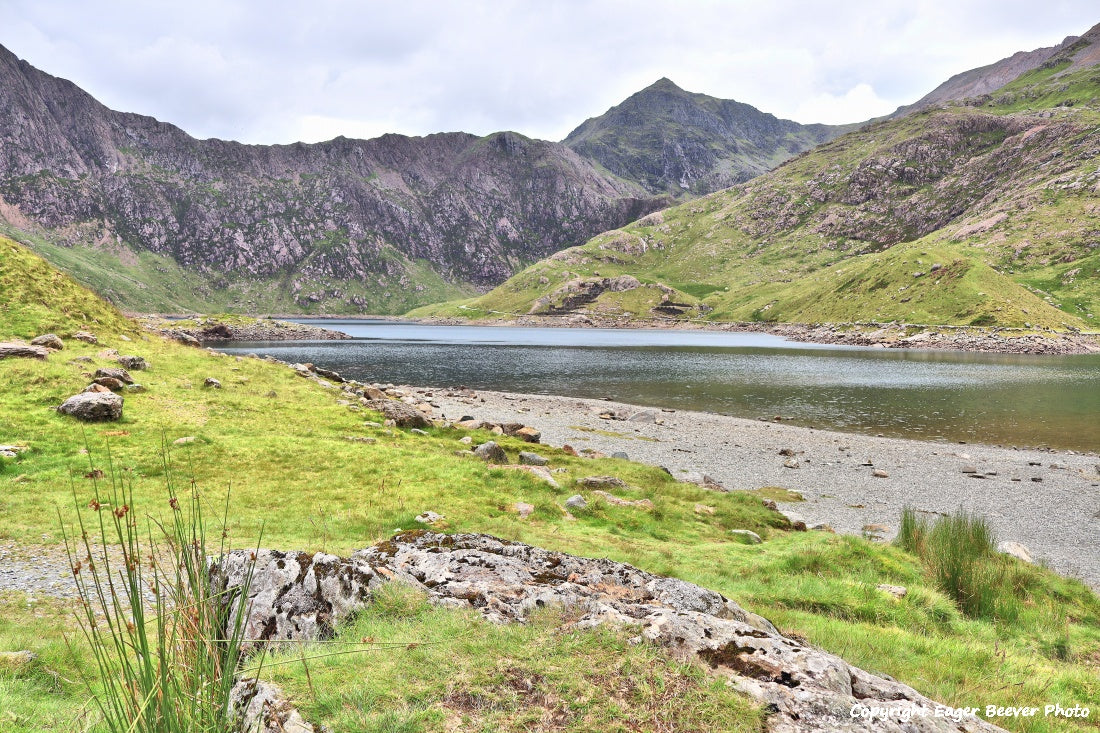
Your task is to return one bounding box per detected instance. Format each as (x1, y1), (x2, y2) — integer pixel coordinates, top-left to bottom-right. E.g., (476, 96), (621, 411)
(0, 43), (663, 313)
(219, 531), (1005, 732)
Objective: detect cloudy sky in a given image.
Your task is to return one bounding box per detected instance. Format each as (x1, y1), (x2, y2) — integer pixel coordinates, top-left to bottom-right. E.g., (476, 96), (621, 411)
(1, 1), (1097, 144)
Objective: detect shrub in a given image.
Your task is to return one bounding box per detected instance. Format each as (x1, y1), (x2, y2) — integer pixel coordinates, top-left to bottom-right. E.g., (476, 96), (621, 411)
(62, 451), (258, 733)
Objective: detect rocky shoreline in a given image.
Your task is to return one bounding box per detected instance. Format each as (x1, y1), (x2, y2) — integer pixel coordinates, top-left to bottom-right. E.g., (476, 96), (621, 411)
(404, 314), (1100, 355)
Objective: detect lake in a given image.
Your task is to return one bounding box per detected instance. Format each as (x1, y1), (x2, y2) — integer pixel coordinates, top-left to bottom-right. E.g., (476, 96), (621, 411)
(215, 320), (1100, 452)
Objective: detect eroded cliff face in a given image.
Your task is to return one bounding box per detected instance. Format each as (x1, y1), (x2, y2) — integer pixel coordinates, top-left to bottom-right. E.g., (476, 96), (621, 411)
(0, 44), (663, 311)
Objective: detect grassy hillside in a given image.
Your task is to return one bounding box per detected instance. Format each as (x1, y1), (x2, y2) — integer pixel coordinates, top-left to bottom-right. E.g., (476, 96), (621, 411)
(1, 241), (1097, 731)
(416, 65), (1100, 331)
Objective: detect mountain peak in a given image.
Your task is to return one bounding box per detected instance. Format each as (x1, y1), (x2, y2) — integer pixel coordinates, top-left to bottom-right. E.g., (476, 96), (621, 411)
(643, 77), (684, 93)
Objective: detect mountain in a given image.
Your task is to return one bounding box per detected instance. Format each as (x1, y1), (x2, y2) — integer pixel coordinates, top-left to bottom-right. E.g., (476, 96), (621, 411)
(0, 44), (663, 313)
(895, 22), (1100, 115)
(563, 78), (856, 197)
(419, 35), (1100, 332)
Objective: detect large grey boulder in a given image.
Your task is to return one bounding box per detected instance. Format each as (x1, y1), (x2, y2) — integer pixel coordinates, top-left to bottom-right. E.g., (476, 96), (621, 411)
(30, 334), (64, 350)
(362, 399), (432, 429)
(58, 392), (123, 421)
(0, 342), (49, 360)
(219, 532), (1004, 733)
(473, 440), (508, 463)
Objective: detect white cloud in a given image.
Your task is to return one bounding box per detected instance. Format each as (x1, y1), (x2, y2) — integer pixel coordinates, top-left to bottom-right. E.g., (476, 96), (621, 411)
(793, 83), (898, 125)
(0, 0), (1097, 144)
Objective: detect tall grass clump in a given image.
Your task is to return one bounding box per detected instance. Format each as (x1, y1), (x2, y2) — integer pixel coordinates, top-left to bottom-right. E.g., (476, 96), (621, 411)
(895, 507), (1018, 621)
(61, 448), (258, 733)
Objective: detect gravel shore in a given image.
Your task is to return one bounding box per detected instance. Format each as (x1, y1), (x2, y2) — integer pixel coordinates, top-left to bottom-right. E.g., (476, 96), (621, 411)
(423, 387), (1100, 589)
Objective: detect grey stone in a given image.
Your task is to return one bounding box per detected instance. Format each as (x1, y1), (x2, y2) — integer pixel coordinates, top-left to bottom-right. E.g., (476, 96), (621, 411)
(514, 502), (535, 519)
(576, 475), (627, 489)
(362, 399), (432, 429)
(518, 451), (549, 466)
(231, 679), (316, 733)
(872, 469), (889, 478)
(729, 529), (763, 544)
(58, 392), (123, 422)
(0, 342), (49, 360)
(94, 367), (134, 384)
(30, 334), (63, 350)
(877, 584), (908, 599)
(204, 377), (222, 389)
(117, 355), (148, 370)
(410, 428), (429, 436)
(71, 331), (97, 344)
(996, 541), (1033, 564)
(473, 440), (508, 463)
(610, 451), (629, 460)
(414, 511), (444, 524)
(564, 494), (587, 509)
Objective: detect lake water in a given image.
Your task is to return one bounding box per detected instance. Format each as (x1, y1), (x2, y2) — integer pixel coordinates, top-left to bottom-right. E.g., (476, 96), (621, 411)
(216, 320), (1100, 452)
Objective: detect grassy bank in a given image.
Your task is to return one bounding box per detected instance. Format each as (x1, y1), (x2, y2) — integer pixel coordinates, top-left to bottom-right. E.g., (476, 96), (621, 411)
(1, 238), (1098, 731)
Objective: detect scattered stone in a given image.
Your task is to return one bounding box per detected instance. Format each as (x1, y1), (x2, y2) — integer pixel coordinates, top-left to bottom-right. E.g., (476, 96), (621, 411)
(592, 490), (653, 509)
(518, 451), (548, 466)
(506, 465), (559, 487)
(996, 541), (1033, 564)
(781, 511), (807, 531)
(92, 376), (125, 391)
(94, 367), (134, 384)
(204, 377), (222, 389)
(124, 384), (146, 393)
(960, 465), (977, 474)
(872, 469), (889, 478)
(729, 529), (763, 544)
(610, 451), (629, 460)
(473, 441), (508, 464)
(231, 678), (316, 733)
(409, 428), (429, 436)
(564, 494), (587, 510)
(362, 387), (386, 400)
(117, 355), (148, 370)
(678, 472), (727, 491)
(782, 458), (800, 469)
(694, 504), (716, 515)
(173, 436), (196, 445)
(58, 392), (123, 422)
(860, 459), (874, 466)
(0, 650), (37, 672)
(414, 511), (445, 525)
(626, 409), (658, 423)
(515, 502), (535, 519)
(71, 331), (97, 344)
(0, 342), (49, 360)
(362, 399), (432, 429)
(777, 448), (796, 457)
(1031, 477), (1043, 483)
(458, 436), (473, 445)
(343, 436), (377, 444)
(313, 367), (343, 383)
(83, 383), (113, 394)
(30, 334), (63, 350)
(808, 523), (835, 532)
(577, 475), (626, 489)
(561, 444), (578, 456)
(877, 584), (908, 599)
(761, 499), (778, 511)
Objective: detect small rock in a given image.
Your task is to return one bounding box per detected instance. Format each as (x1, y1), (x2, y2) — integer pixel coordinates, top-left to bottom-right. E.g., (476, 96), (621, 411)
(204, 377), (222, 389)
(872, 469), (889, 478)
(877, 584), (908, 599)
(961, 465), (977, 474)
(71, 331), (98, 344)
(58, 392), (123, 422)
(518, 451), (548, 466)
(124, 383), (146, 393)
(92, 377), (125, 391)
(362, 399), (432, 429)
(1031, 477), (1043, 483)
(694, 504), (715, 515)
(610, 451), (629, 460)
(626, 410), (658, 423)
(30, 334), (64, 350)
(592, 490), (653, 509)
(761, 499), (778, 511)
(515, 502), (535, 519)
(782, 458), (800, 469)
(344, 436), (377, 444)
(862, 523), (890, 536)
(561, 444), (578, 456)
(0, 650), (37, 672)
(996, 541), (1033, 563)
(729, 529), (762, 544)
(83, 383), (113, 394)
(0, 342), (49, 360)
(564, 494), (587, 510)
(473, 441), (508, 463)
(414, 511), (444, 525)
(117, 355), (148, 370)
(173, 436), (196, 445)
(410, 428), (429, 436)
(458, 436), (473, 445)
(515, 426), (541, 443)
(778, 448), (796, 457)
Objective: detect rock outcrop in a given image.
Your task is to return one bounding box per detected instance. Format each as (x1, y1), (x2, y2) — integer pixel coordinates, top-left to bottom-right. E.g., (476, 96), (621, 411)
(218, 531), (1004, 732)
(57, 391), (123, 421)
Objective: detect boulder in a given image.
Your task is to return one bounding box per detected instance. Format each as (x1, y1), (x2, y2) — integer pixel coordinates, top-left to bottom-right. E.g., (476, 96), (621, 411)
(362, 399), (432, 429)
(0, 342), (49, 360)
(996, 541), (1033, 564)
(30, 334), (63, 350)
(414, 511), (445, 525)
(564, 494), (587, 510)
(83, 383), (113, 394)
(71, 331), (98, 344)
(473, 441), (508, 463)
(94, 367), (134, 384)
(518, 451), (549, 466)
(58, 392), (123, 422)
(92, 377), (125, 391)
(204, 377), (222, 389)
(117, 355), (148, 370)
(729, 529), (763, 544)
(514, 426), (541, 443)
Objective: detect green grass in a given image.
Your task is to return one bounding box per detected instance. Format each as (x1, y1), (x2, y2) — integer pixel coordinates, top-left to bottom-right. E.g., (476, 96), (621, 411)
(2, 240), (1099, 731)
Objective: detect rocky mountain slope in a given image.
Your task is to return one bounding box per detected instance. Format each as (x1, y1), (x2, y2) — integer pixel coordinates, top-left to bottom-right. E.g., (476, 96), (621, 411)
(564, 78), (855, 197)
(0, 43), (663, 313)
(418, 41), (1100, 332)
